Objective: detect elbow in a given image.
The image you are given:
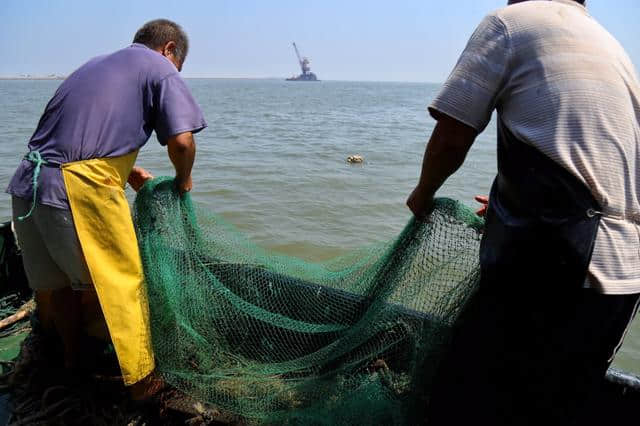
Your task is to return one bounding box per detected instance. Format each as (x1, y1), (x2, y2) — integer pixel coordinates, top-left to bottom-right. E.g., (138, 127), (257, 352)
(429, 116), (478, 155)
(167, 132), (195, 153)
(427, 135), (472, 160)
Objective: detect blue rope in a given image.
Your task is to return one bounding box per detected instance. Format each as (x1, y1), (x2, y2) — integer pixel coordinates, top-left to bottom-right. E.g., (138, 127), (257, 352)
(17, 151), (48, 221)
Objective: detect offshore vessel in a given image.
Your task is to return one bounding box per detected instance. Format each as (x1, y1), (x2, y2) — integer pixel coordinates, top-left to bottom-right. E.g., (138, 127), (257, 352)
(286, 42), (319, 81)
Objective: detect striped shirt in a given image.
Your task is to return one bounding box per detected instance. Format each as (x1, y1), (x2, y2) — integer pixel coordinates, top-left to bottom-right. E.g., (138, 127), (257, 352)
(430, 0), (640, 294)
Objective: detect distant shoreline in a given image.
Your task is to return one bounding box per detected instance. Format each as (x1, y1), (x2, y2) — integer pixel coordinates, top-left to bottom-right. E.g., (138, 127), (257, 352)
(0, 77), (65, 80)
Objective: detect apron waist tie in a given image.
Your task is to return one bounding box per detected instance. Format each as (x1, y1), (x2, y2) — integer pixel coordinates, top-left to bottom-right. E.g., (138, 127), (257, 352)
(588, 208), (640, 225)
(18, 151), (58, 221)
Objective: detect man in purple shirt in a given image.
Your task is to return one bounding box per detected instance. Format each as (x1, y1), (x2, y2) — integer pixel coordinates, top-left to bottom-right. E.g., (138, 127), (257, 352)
(7, 19), (206, 395)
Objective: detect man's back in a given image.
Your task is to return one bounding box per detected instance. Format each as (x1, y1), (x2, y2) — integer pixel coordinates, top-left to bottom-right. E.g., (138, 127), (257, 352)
(7, 43), (206, 209)
(431, 0), (640, 293)
(419, 3), (640, 424)
(29, 45), (177, 161)
(497, 1), (639, 203)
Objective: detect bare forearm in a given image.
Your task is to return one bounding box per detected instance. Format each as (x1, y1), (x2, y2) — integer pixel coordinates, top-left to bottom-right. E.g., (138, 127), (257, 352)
(407, 115), (477, 217)
(167, 132), (195, 181)
(416, 125), (472, 197)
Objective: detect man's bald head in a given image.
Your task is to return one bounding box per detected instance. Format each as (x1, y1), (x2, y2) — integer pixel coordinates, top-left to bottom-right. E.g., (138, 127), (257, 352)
(133, 19), (189, 69)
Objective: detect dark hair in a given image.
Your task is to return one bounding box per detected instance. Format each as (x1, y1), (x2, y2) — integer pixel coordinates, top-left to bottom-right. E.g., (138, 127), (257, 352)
(133, 19), (189, 64)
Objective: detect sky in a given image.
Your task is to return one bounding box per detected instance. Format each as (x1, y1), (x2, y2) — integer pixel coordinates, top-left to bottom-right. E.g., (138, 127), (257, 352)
(1, 0), (639, 83)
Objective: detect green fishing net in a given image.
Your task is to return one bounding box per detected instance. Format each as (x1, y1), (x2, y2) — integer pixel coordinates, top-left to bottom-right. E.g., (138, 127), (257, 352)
(133, 177), (484, 425)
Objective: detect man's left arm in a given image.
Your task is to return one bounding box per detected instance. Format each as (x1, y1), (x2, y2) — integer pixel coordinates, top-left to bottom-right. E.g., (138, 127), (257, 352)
(167, 131), (196, 194)
(406, 114), (477, 217)
(145, 73), (206, 194)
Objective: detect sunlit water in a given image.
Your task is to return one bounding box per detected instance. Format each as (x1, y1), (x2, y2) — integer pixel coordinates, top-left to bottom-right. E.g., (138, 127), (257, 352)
(1, 78), (638, 373)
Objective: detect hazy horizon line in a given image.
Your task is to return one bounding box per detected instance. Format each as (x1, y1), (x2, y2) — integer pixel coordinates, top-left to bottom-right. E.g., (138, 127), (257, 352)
(0, 75), (443, 85)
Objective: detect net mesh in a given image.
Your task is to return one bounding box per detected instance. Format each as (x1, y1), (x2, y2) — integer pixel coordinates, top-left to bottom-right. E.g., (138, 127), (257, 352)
(133, 177), (484, 425)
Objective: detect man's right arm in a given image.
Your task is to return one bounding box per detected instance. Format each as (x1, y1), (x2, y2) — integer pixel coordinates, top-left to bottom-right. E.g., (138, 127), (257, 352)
(167, 131), (196, 194)
(406, 12), (511, 217)
(406, 114), (477, 217)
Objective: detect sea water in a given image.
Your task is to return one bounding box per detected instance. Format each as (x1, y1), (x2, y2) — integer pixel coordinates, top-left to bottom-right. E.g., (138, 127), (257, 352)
(1, 78), (638, 372)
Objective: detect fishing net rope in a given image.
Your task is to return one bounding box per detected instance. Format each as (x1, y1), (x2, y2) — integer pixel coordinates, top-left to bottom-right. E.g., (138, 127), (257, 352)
(133, 177), (484, 425)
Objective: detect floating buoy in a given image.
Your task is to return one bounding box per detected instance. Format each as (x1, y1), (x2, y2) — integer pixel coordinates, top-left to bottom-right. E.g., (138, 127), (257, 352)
(347, 155), (364, 164)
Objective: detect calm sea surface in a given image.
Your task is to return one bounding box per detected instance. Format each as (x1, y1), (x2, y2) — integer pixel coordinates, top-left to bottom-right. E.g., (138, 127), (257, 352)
(1, 78), (638, 372)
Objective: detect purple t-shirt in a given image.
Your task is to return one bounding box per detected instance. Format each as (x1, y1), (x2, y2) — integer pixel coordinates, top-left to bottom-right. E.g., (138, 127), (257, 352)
(6, 43), (207, 209)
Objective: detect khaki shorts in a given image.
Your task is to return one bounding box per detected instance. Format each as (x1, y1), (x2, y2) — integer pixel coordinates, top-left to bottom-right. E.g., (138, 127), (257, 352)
(12, 196), (92, 291)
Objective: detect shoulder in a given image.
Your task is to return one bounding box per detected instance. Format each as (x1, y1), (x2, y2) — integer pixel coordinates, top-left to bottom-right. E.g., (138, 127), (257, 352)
(109, 44), (179, 82)
(464, 9), (511, 51)
(492, 2), (554, 25)
(70, 44), (178, 80)
(477, 4), (550, 40)
(492, 1), (592, 37)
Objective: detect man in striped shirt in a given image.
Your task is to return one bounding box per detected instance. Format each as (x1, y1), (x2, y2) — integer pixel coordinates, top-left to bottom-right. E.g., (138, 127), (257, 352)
(407, 0), (640, 423)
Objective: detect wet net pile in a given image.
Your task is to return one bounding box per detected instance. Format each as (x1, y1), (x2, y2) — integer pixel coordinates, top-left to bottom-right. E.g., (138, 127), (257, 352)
(133, 177), (484, 425)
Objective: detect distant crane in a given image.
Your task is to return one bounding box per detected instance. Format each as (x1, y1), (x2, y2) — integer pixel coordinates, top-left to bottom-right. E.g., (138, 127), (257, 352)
(286, 42), (318, 81)
(293, 42), (311, 75)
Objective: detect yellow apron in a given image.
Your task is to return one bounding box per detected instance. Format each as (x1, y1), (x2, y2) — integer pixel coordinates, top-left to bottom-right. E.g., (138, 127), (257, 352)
(61, 151), (154, 385)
